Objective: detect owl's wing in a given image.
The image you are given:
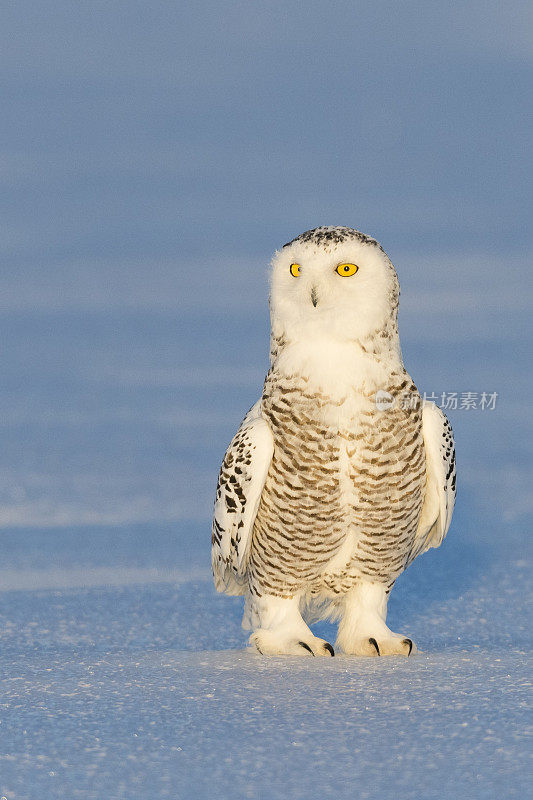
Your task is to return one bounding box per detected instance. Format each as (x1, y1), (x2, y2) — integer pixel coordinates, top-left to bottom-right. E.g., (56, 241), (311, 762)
(408, 402), (456, 565)
(211, 400), (274, 595)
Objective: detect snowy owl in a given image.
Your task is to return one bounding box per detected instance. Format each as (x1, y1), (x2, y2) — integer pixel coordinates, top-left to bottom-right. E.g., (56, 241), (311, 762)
(212, 226), (456, 656)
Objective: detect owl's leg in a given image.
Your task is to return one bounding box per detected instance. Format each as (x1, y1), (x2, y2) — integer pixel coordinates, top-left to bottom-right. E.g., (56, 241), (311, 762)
(336, 582), (416, 656)
(247, 594), (334, 656)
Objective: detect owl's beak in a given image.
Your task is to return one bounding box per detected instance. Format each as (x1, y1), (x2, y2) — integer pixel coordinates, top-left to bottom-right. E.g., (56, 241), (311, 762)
(311, 287), (318, 307)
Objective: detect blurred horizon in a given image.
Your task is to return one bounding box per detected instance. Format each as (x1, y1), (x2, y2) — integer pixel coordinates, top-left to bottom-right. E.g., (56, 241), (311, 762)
(2, 1), (531, 263)
(0, 1), (531, 536)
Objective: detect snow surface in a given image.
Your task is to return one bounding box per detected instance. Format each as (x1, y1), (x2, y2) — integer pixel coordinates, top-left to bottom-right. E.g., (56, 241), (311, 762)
(0, 273), (531, 798)
(0, 521), (530, 800)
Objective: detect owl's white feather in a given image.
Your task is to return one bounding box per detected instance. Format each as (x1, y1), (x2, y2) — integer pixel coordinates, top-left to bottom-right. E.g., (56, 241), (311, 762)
(211, 226), (456, 657)
(409, 402), (456, 564)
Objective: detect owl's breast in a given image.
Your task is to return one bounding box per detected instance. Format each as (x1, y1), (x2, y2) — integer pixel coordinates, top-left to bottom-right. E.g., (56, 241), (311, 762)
(249, 371), (425, 595)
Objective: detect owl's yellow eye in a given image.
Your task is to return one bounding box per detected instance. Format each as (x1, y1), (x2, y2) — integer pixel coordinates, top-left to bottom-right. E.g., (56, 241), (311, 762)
(290, 263), (301, 277)
(335, 262), (358, 277)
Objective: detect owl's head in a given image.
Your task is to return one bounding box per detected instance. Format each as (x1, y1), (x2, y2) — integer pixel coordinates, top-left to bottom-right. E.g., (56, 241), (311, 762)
(270, 226), (400, 346)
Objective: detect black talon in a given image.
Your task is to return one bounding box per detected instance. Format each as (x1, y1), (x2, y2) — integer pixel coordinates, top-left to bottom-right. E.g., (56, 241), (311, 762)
(403, 638), (413, 656)
(369, 637), (380, 656)
(323, 643), (335, 657)
(299, 641), (315, 656)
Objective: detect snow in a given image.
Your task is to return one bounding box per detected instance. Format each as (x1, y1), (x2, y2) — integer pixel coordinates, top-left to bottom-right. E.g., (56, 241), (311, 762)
(0, 257), (531, 800)
(0, 522), (530, 799)
(1, 3), (532, 797)
(0, 258), (531, 799)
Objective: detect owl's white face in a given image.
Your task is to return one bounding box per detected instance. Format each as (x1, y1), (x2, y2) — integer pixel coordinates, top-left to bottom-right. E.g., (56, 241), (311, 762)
(270, 228), (400, 346)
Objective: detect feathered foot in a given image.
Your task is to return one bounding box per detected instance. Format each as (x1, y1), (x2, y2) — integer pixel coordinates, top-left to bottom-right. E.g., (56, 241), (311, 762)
(339, 631), (416, 657)
(250, 629), (334, 656)
(246, 593), (334, 657)
(337, 581), (417, 657)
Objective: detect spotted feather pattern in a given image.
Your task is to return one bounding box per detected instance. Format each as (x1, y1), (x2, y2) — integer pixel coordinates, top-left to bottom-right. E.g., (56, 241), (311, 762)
(283, 225), (384, 252)
(211, 401), (273, 595)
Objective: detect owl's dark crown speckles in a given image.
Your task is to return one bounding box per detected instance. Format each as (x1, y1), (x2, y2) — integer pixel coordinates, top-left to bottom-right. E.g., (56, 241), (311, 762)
(283, 226), (383, 250)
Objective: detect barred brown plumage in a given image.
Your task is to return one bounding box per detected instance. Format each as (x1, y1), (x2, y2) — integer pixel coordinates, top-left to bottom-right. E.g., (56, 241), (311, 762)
(249, 364), (425, 600)
(212, 226), (455, 657)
